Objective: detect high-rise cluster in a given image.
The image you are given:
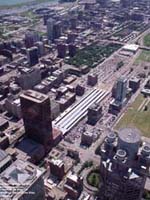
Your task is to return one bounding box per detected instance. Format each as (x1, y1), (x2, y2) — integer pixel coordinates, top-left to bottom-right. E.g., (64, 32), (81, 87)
(99, 128), (150, 200)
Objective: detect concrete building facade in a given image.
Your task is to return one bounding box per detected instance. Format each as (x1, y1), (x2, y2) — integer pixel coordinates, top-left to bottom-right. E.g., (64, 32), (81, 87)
(99, 128), (150, 200)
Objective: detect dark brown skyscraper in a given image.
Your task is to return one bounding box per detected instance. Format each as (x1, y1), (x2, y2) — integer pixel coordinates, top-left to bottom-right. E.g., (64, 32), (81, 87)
(20, 90), (52, 151)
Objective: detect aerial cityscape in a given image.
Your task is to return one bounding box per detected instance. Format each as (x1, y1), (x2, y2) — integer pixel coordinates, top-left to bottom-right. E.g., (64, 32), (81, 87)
(0, 0), (150, 199)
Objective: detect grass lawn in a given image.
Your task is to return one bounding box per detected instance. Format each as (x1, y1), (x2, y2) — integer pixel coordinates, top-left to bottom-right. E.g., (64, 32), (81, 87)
(144, 33), (150, 47)
(87, 170), (100, 188)
(135, 50), (150, 65)
(115, 94), (150, 137)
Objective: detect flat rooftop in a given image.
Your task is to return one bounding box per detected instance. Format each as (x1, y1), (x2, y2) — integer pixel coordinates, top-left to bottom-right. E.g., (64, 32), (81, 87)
(118, 128), (141, 144)
(123, 44), (139, 52)
(20, 90), (49, 103)
(0, 159), (45, 199)
(130, 77), (140, 83)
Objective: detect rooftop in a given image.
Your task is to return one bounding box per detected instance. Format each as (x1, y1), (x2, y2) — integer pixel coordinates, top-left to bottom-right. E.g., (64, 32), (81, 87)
(130, 77), (140, 83)
(0, 149), (8, 162)
(67, 172), (78, 183)
(118, 128), (141, 144)
(51, 158), (64, 166)
(0, 159), (45, 199)
(20, 90), (49, 103)
(123, 44), (139, 52)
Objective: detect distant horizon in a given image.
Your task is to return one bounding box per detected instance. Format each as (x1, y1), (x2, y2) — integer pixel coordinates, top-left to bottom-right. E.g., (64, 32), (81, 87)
(0, 0), (120, 6)
(0, 0), (34, 6)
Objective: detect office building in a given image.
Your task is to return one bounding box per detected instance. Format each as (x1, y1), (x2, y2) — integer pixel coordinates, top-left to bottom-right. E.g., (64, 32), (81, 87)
(76, 84), (85, 96)
(97, 0), (108, 7)
(81, 131), (93, 146)
(99, 128), (150, 200)
(43, 14), (50, 25)
(0, 149), (12, 173)
(9, 83), (21, 95)
(52, 69), (64, 85)
(47, 18), (54, 41)
(53, 21), (61, 40)
(47, 19), (61, 41)
(25, 31), (34, 48)
(5, 94), (22, 119)
(16, 67), (41, 90)
(0, 117), (9, 131)
(48, 159), (65, 180)
(129, 77), (140, 93)
(0, 84), (9, 98)
(64, 172), (83, 199)
(35, 41), (45, 57)
(0, 134), (9, 150)
(87, 103), (103, 125)
(70, 17), (77, 29)
(20, 90), (52, 151)
(57, 43), (67, 58)
(67, 148), (79, 161)
(115, 77), (127, 103)
(0, 159), (45, 200)
(68, 43), (76, 57)
(120, 0), (133, 8)
(67, 32), (77, 43)
(0, 55), (8, 66)
(78, 192), (91, 200)
(109, 99), (123, 114)
(56, 92), (76, 112)
(27, 46), (39, 67)
(25, 30), (40, 48)
(87, 73), (98, 86)
(34, 83), (49, 94)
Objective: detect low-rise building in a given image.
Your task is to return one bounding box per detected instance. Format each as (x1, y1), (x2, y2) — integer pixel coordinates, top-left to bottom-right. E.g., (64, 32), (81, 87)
(0, 133), (9, 150)
(129, 77), (140, 93)
(87, 103), (103, 125)
(0, 117), (9, 131)
(0, 55), (8, 66)
(87, 73), (98, 86)
(34, 83), (49, 94)
(122, 44), (139, 53)
(5, 94), (22, 119)
(0, 149), (12, 173)
(0, 159), (45, 200)
(48, 158), (65, 180)
(81, 131), (93, 146)
(76, 84), (85, 96)
(64, 172), (83, 199)
(57, 92), (76, 112)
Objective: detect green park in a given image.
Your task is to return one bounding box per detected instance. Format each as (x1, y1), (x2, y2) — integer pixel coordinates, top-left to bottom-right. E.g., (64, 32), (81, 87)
(66, 43), (121, 67)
